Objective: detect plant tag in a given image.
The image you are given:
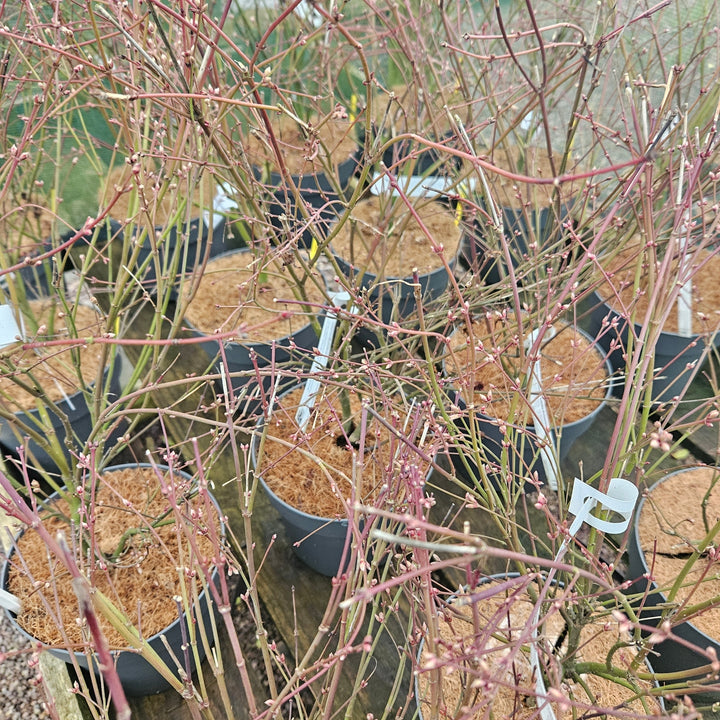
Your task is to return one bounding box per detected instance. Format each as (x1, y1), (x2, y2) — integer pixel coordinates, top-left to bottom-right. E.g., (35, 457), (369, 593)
(295, 291), (351, 431)
(529, 476), (638, 720)
(525, 326), (560, 491)
(0, 587), (21, 614)
(677, 277), (693, 337)
(310, 237), (320, 262)
(677, 237), (693, 337)
(567, 477), (639, 535)
(204, 187), (237, 230)
(0, 304), (22, 349)
(370, 171), (476, 198)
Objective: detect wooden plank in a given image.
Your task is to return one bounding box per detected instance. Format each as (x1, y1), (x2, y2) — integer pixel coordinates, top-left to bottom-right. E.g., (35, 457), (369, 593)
(249, 475), (416, 718)
(126, 618), (256, 720)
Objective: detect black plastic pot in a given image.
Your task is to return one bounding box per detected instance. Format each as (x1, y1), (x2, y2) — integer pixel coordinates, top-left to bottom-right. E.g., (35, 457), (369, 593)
(445, 325), (613, 491)
(258, 150), (359, 249)
(0, 342), (124, 476)
(1, 463), (225, 696)
(334, 251), (454, 326)
(249, 385), (359, 576)
(257, 469), (353, 577)
(183, 249), (323, 413)
(331, 199), (461, 347)
(0, 360), (123, 474)
(627, 467), (720, 681)
(0, 236), (127, 474)
(250, 383), (429, 576)
(461, 201), (577, 285)
(374, 137), (465, 199)
(586, 289), (718, 403)
(126, 215), (228, 293)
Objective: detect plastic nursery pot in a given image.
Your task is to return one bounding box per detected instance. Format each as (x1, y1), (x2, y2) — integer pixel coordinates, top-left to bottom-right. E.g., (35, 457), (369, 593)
(0, 299), (124, 476)
(255, 465), (354, 577)
(2, 463), (225, 697)
(415, 574), (664, 720)
(250, 383), (428, 576)
(460, 145), (581, 283)
(445, 321), (612, 491)
(182, 248), (326, 415)
(586, 288), (720, 404)
(331, 195), (463, 344)
(96, 165), (230, 294)
(248, 118), (360, 249)
(121, 215), (228, 295)
(461, 201), (577, 285)
(373, 136), (469, 199)
(627, 466), (720, 681)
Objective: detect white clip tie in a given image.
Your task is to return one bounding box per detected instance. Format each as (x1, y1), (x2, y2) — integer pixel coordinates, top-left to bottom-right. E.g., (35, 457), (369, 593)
(567, 476), (639, 536)
(295, 291), (351, 431)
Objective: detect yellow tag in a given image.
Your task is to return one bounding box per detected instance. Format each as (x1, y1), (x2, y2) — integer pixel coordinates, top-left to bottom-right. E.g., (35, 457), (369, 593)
(455, 184), (466, 226)
(310, 237), (319, 261)
(350, 94), (357, 123)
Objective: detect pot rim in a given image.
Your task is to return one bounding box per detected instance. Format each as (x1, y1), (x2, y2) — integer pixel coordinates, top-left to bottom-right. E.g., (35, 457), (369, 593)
(330, 196), (463, 285)
(589, 288), (720, 343)
(250, 382), (433, 524)
(2, 462), (226, 651)
(443, 320), (614, 431)
(183, 246), (328, 347)
(630, 464), (720, 649)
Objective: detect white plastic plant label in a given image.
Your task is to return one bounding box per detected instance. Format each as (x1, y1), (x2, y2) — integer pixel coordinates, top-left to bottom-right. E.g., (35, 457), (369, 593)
(0, 304), (22, 349)
(677, 274), (693, 337)
(370, 171), (477, 198)
(0, 587), (21, 614)
(525, 326), (561, 491)
(295, 291), (351, 431)
(676, 228), (693, 337)
(203, 186), (238, 230)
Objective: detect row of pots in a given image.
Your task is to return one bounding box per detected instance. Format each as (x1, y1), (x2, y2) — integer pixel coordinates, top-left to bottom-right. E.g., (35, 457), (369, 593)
(2, 460), (716, 701)
(3, 194), (717, 496)
(3, 215), (716, 557)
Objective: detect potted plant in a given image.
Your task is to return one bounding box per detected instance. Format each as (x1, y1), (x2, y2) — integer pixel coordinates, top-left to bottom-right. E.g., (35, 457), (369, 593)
(0, 278), (123, 478)
(415, 573), (664, 719)
(586, 239), (720, 404)
(250, 380), (432, 576)
(442, 309), (612, 491)
(461, 144), (584, 286)
(180, 247), (327, 416)
(330, 192), (463, 342)
(246, 111), (360, 248)
(627, 465), (720, 683)
(0, 460), (227, 697)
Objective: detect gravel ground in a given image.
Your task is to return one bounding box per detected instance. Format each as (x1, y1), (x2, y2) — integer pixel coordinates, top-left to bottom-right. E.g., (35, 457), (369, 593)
(0, 615), (49, 720)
